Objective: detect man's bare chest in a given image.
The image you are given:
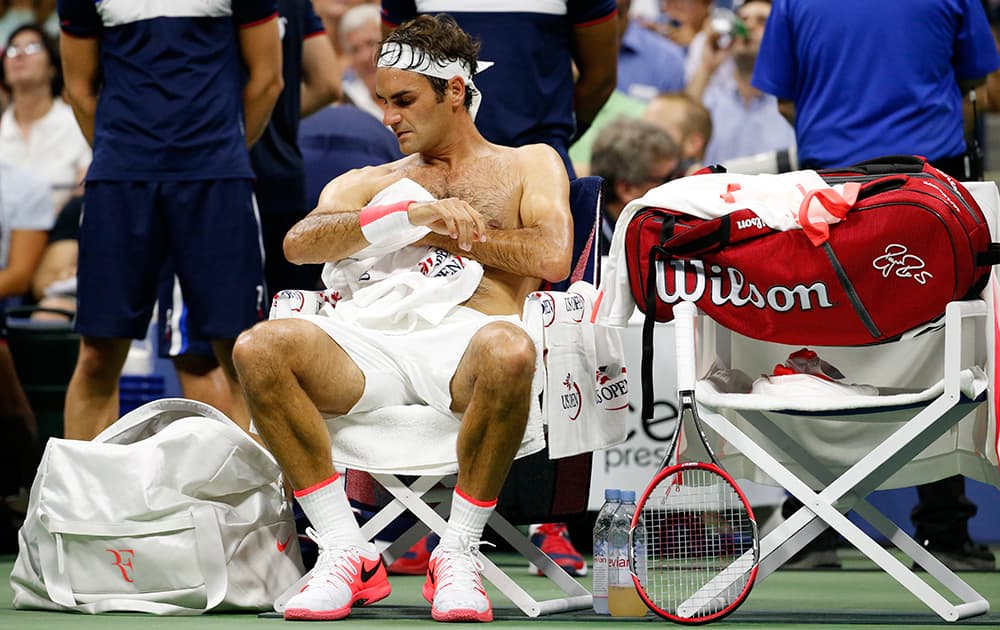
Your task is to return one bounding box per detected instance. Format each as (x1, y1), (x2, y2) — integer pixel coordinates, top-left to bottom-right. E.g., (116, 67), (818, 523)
(402, 160), (522, 227)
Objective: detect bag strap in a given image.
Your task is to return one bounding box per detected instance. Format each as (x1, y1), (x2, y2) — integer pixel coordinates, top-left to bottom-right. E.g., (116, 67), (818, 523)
(38, 506), (228, 615)
(797, 184), (861, 246)
(977, 242), (1000, 267)
(820, 155), (928, 175)
(641, 216), (676, 420)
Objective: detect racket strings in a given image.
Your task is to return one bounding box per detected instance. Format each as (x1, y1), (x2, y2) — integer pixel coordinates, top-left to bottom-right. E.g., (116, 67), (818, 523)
(640, 467), (756, 619)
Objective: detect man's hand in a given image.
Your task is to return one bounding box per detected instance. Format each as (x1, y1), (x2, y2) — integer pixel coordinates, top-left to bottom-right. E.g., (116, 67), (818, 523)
(408, 198), (488, 252)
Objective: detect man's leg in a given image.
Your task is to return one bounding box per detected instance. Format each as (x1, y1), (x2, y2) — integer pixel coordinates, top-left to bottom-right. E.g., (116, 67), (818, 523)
(210, 339), (251, 431)
(64, 336), (132, 440)
(233, 318), (391, 620)
(421, 322), (537, 623)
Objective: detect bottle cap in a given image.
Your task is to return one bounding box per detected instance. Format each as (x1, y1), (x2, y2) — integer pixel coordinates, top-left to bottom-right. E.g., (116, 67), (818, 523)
(604, 488), (621, 501)
(621, 490), (637, 502)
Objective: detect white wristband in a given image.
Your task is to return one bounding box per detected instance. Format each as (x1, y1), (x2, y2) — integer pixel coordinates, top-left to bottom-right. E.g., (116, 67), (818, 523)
(358, 200), (430, 251)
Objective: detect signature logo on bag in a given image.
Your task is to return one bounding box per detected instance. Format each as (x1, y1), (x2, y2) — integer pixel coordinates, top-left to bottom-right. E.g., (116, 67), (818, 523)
(106, 549), (136, 583)
(872, 244), (933, 285)
(560, 373), (582, 421)
(594, 365), (628, 411)
(655, 259), (834, 312)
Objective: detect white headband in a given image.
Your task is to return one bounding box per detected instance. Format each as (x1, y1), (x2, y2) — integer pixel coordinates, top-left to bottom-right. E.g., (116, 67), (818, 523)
(377, 41), (494, 120)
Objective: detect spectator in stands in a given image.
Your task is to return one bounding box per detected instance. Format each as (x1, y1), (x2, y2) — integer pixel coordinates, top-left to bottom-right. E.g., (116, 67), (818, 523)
(642, 91), (712, 173)
(753, 0), (1000, 571)
(58, 0), (283, 439)
(381, 0), (619, 175)
(338, 3), (382, 119)
(616, 0), (685, 102)
(590, 116), (682, 255)
(687, 0), (794, 166)
(0, 23), (91, 213)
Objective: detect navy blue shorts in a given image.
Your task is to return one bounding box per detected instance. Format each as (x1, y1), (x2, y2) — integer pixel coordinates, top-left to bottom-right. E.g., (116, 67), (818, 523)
(76, 179), (267, 340)
(156, 265), (215, 358)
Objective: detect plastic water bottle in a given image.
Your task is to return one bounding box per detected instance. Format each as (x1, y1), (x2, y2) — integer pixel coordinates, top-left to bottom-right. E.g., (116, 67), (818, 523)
(592, 489), (621, 614)
(608, 490), (648, 617)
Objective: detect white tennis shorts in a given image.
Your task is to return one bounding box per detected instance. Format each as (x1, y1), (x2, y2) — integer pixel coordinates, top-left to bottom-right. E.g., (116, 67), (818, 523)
(297, 306), (542, 419)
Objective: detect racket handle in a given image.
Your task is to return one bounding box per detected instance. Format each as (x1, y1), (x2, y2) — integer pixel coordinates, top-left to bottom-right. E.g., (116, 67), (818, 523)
(674, 300), (697, 391)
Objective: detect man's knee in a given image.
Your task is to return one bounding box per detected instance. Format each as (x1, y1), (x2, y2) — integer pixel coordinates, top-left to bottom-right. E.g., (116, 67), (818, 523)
(76, 337), (131, 383)
(232, 319), (310, 387)
(473, 323), (536, 386)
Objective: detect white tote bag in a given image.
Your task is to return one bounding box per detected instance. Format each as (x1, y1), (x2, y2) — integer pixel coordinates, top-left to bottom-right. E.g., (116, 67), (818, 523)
(523, 282), (629, 458)
(10, 398), (304, 615)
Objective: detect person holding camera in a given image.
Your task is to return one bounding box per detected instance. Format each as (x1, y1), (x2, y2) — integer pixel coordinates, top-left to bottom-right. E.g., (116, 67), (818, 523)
(685, 0), (793, 166)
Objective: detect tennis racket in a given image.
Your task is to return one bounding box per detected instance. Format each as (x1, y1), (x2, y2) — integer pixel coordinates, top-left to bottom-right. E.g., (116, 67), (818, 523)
(629, 300), (759, 624)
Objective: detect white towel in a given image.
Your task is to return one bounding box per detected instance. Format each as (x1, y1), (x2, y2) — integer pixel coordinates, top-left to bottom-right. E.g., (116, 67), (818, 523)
(293, 178), (486, 333)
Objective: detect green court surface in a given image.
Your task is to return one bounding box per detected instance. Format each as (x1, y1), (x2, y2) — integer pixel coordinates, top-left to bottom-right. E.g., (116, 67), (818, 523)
(2, 551), (999, 629)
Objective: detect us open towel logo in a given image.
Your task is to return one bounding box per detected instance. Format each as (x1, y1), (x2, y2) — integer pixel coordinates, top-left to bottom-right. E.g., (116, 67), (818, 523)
(560, 373), (583, 421)
(595, 365), (628, 411)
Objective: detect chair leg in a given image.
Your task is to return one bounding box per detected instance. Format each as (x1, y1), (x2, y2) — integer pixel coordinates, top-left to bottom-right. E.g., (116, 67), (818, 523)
(699, 407), (990, 621)
(369, 473), (593, 618)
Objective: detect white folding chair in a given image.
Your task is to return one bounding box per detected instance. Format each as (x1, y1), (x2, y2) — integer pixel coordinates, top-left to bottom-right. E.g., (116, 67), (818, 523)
(672, 295), (996, 621)
(322, 176), (620, 617)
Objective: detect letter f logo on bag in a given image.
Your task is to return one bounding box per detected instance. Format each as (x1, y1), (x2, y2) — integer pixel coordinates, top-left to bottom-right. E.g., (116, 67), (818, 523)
(106, 549), (136, 583)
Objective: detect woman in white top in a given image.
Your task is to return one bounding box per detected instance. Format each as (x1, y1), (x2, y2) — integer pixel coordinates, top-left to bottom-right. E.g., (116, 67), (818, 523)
(0, 23), (91, 213)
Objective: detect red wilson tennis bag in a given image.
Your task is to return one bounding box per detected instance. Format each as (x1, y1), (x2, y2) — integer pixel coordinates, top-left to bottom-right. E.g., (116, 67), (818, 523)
(625, 156), (999, 417)
(627, 155), (998, 344)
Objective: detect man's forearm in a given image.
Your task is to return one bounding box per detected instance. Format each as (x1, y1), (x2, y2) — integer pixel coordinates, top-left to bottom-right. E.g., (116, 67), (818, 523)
(243, 74), (284, 146)
(420, 227), (570, 283)
(573, 73), (615, 129)
(66, 93), (97, 146)
(284, 211), (369, 264)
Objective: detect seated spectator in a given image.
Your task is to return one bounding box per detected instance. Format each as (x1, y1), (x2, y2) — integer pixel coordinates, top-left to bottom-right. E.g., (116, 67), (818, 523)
(590, 116), (682, 255)
(642, 91), (712, 172)
(232, 15), (573, 622)
(0, 23), (91, 213)
(338, 3), (382, 119)
(688, 0), (795, 165)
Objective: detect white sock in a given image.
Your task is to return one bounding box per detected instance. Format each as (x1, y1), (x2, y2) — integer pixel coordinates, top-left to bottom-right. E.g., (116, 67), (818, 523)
(440, 488), (496, 550)
(294, 473), (368, 549)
